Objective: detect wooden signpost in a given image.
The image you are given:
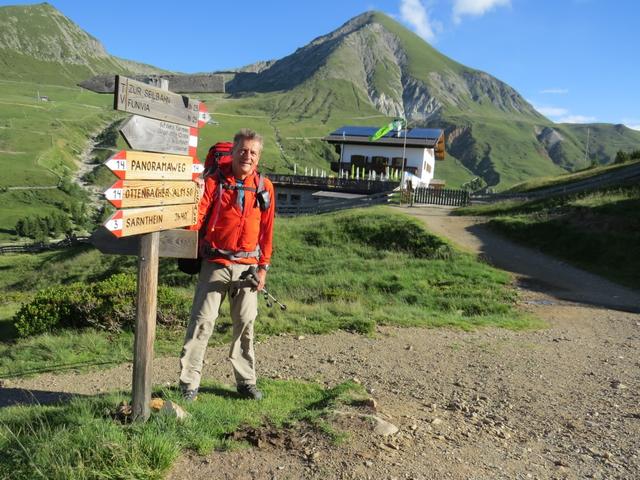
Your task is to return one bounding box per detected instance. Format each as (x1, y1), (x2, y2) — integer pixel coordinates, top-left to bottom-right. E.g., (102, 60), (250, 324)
(104, 180), (199, 209)
(83, 75), (223, 421)
(105, 150), (203, 181)
(120, 116), (199, 156)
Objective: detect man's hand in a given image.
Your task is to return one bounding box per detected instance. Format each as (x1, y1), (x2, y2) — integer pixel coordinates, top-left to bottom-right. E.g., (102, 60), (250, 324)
(255, 268), (267, 291)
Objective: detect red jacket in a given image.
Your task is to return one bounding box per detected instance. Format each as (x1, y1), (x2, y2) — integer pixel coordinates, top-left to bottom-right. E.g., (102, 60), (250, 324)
(195, 166), (275, 267)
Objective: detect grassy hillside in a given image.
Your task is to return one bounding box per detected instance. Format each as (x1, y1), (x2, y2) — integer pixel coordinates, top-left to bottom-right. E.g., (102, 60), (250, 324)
(458, 184), (640, 290)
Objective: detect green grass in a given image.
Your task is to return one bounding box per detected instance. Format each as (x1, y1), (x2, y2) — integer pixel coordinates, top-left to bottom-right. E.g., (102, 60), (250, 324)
(505, 159), (640, 193)
(458, 186), (640, 289)
(0, 208), (538, 378)
(0, 379), (366, 480)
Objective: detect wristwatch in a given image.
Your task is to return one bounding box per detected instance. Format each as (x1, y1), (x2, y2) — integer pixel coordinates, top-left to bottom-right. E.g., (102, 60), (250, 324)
(258, 264), (270, 272)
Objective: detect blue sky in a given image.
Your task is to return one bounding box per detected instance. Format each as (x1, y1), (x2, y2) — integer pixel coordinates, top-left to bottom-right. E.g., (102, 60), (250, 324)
(4, 0), (639, 129)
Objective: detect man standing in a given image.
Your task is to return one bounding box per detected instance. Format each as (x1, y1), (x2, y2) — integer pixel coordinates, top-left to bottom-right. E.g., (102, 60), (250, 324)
(179, 129), (275, 401)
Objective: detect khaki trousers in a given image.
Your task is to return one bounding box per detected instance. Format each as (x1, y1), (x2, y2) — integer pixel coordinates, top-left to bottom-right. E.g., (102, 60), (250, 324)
(179, 261), (258, 390)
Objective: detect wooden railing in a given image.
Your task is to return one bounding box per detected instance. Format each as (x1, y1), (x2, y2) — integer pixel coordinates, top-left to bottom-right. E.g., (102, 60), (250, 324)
(268, 174), (399, 194)
(277, 191), (393, 216)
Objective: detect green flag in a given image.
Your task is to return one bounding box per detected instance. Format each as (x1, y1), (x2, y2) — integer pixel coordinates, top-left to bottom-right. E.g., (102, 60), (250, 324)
(369, 118), (406, 141)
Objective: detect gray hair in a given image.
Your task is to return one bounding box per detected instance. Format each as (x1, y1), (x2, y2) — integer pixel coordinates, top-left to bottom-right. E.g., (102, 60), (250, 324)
(233, 128), (263, 152)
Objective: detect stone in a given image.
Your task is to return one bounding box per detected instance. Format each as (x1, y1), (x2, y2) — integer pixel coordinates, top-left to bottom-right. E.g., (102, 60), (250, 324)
(372, 416), (399, 436)
(431, 418), (444, 426)
(161, 400), (190, 421)
(149, 398), (165, 411)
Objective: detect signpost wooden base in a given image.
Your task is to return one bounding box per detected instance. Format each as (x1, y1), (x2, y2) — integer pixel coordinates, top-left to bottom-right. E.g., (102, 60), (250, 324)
(132, 231), (159, 421)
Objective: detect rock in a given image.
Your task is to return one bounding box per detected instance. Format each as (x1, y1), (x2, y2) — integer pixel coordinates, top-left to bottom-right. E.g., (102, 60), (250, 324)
(364, 398), (378, 412)
(149, 398), (165, 411)
(161, 400), (190, 421)
(405, 344), (414, 351)
(297, 335), (305, 340)
(431, 418), (444, 426)
(372, 416), (399, 436)
(610, 380), (627, 390)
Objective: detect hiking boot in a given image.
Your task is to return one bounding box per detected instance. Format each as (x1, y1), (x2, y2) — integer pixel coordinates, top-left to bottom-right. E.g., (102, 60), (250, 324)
(181, 387), (198, 402)
(237, 384), (263, 400)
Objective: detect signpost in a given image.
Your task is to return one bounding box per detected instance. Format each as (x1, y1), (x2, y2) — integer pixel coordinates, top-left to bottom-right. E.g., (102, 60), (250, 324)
(104, 180), (199, 209)
(105, 150), (203, 181)
(120, 116), (199, 156)
(82, 75), (224, 421)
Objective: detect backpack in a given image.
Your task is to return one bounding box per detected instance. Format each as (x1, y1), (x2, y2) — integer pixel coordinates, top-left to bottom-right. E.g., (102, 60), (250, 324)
(177, 142), (270, 274)
(204, 142), (233, 177)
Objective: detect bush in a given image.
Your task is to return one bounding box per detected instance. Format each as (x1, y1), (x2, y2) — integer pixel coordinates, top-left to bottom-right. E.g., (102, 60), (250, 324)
(13, 273), (191, 337)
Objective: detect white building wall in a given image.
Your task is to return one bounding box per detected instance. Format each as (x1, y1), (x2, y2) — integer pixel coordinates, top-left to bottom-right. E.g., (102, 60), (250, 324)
(341, 144), (435, 185)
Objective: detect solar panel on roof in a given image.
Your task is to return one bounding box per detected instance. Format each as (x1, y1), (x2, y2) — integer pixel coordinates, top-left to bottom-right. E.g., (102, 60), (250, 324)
(329, 126), (442, 141)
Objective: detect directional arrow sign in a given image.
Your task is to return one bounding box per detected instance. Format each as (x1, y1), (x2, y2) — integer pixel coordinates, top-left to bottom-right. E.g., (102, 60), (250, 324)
(104, 204), (198, 238)
(198, 102), (211, 128)
(104, 180), (199, 208)
(105, 150), (203, 181)
(114, 75), (202, 127)
(90, 227), (198, 258)
(120, 116), (198, 156)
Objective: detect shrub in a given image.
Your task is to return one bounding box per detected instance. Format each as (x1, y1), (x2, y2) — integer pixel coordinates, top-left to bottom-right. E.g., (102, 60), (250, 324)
(13, 273), (191, 337)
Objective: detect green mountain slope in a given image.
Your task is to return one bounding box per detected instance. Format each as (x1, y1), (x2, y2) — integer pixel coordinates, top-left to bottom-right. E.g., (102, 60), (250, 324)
(224, 11), (640, 188)
(0, 3), (166, 86)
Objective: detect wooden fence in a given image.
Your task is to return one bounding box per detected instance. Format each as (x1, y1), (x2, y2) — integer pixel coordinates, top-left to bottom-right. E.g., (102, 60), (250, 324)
(277, 191), (392, 216)
(0, 236), (90, 254)
(411, 187), (470, 207)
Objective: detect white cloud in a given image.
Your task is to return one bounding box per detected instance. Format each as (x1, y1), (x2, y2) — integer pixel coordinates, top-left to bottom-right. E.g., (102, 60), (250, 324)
(453, 0), (510, 23)
(534, 105), (569, 117)
(540, 88), (569, 95)
(400, 0), (438, 42)
(626, 124), (640, 131)
(531, 103), (596, 124)
(557, 115), (596, 124)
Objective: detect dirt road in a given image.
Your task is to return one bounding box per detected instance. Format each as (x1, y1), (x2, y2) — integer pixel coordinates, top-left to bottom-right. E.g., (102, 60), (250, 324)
(4, 206), (640, 479)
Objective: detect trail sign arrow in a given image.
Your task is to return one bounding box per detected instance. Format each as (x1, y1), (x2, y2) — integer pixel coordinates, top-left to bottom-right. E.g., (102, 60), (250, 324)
(90, 227), (198, 258)
(105, 180), (199, 208)
(104, 204), (198, 238)
(120, 116), (198, 156)
(114, 75), (203, 127)
(105, 150), (203, 181)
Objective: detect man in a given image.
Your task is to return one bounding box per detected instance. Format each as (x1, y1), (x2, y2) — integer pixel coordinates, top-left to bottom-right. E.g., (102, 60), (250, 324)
(179, 129), (275, 401)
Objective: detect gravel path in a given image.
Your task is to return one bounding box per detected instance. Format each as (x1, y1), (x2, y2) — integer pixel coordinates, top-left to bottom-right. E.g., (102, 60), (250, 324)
(3, 205), (640, 480)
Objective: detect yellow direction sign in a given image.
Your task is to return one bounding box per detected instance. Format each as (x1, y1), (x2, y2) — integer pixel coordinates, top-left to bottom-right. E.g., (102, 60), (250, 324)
(104, 180), (199, 208)
(105, 150), (203, 181)
(104, 204), (198, 238)
(114, 75), (204, 127)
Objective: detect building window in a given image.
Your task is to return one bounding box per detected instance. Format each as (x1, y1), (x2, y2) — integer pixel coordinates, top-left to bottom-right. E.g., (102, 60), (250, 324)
(371, 156), (388, 174)
(291, 194), (301, 204)
(351, 155), (366, 167)
(277, 193), (288, 203)
(392, 157), (405, 168)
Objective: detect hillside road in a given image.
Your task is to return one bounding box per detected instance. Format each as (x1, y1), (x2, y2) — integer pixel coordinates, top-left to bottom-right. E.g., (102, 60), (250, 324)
(397, 205), (640, 313)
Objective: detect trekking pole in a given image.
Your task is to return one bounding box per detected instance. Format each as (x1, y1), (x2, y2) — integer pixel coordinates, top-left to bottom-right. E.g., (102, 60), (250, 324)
(241, 267), (288, 311)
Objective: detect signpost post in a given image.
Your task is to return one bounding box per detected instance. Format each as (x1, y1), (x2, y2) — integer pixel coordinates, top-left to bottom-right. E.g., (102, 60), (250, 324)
(82, 75), (223, 421)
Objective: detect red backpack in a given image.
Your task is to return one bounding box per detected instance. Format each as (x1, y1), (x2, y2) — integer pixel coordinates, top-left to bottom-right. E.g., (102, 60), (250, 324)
(204, 142), (233, 177)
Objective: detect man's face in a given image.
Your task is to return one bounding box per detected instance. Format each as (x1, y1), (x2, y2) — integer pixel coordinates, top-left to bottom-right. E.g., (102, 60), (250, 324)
(232, 139), (261, 179)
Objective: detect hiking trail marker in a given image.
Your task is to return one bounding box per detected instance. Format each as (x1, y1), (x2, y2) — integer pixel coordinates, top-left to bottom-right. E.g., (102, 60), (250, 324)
(81, 75), (223, 421)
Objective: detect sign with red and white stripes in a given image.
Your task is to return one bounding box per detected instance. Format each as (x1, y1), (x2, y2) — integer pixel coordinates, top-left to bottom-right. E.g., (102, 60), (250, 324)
(104, 179), (199, 208)
(104, 204), (198, 238)
(120, 115), (198, 156)
(105, 150), (203, 181)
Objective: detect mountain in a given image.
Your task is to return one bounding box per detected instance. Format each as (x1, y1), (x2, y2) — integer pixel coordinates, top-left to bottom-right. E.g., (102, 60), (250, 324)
(223, 12), (640, 187)
(0, 3), (166, 85)
(1, 4), (638, 191)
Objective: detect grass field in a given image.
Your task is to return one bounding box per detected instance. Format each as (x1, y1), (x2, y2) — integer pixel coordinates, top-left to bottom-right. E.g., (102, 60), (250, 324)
(458, 186), (640, 290)
(0, 207), (538, 379)
(0, 379), (365, 479)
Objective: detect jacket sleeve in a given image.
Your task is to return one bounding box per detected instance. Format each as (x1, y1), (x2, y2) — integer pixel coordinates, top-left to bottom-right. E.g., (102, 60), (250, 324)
(258, 179), (276, 266)
(189, 175), (217, 231)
